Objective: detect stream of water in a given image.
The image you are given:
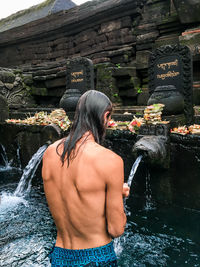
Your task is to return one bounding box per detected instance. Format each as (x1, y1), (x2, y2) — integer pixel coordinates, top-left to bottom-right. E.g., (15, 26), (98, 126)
(127, 155), (143, 188)
(14, 144), (48, 197)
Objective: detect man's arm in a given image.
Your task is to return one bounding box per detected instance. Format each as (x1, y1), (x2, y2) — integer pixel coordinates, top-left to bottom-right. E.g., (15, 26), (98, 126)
(105, 154), (127, 238)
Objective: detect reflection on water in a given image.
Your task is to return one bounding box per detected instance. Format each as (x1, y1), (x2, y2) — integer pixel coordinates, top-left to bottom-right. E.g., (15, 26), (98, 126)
(0, 169), (200, 266)
(117, 197), (200, 267)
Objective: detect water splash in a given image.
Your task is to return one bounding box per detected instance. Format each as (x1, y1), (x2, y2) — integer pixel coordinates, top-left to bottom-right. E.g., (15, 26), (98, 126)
(0, 144), (13, 171)
(14, 145), (48, 197)
(127, 155), (143, 188)
(144, 168), (155, 211)
(16, 145), (22, 170)
(0, 192), (28, 213)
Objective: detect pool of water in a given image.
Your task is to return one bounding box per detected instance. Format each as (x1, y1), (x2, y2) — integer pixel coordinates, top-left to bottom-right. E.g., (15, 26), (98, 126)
(0, 167), (200, 267)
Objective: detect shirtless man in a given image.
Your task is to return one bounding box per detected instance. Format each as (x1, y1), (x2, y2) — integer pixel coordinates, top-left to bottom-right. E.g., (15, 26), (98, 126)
(42, 90), (130, 267)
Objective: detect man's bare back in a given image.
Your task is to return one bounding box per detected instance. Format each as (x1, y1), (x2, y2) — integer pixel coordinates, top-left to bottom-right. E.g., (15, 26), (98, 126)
(42, 133), (128, 250)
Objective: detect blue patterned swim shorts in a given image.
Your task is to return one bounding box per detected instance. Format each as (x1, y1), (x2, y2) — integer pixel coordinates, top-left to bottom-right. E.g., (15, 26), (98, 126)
(49, 241), (118, 267)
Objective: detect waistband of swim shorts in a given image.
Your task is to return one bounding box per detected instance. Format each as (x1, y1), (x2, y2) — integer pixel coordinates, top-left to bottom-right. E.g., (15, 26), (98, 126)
(49, 241), (117, 266)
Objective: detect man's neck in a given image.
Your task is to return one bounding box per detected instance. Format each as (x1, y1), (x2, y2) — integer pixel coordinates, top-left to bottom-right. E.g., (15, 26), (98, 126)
(81, 132), (95, 143)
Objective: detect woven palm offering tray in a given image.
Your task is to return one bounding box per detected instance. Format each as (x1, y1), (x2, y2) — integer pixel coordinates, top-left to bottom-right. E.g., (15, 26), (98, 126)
(188, 124), (200, 135)
(5, 109), (71, 131)
(170, 126), (189, 135)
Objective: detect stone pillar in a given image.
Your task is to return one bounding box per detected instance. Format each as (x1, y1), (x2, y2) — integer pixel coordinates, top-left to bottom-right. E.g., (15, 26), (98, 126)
(148, 44), (193, 124)
(59, 57), (94, 112)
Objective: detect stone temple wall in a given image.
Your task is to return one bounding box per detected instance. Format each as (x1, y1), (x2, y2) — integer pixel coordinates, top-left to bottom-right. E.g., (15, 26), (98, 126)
(0, 0), (199, 108)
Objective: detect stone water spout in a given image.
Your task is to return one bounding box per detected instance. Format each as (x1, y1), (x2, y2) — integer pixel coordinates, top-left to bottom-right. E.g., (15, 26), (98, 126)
(133, 135), (169, 169)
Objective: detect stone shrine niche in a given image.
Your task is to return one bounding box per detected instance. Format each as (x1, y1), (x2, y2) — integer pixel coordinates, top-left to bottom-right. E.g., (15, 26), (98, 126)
(60, 57), (94, 112)
(148, 45), (193, 124)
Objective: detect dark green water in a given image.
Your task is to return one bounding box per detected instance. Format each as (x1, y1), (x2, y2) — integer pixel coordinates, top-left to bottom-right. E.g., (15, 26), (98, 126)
(0, 166), (200, 267)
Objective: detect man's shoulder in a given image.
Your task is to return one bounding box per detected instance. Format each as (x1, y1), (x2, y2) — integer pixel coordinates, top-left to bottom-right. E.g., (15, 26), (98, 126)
(43, 139), (63, 159)
(94, 145), (123, 167)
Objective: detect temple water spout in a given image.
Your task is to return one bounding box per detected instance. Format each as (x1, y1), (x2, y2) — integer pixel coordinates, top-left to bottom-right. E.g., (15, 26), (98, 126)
(133, 136), (169, 169)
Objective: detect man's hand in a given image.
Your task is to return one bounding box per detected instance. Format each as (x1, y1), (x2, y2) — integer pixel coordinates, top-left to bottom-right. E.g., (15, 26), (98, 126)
(122, 183), (130, 198)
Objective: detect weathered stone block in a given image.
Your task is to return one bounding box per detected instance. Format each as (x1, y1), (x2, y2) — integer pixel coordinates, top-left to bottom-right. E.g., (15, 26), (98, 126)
(4, 83), (14, 90)
(45, 77), (66, 88)
(137, 87), (149, 105)
(136, 50), (151, 69)
(134, 23), (157, 35)
(30, 87), (48, 96)
(179, 31), (200, 57)
(96, 64), (120, 103)
(96, 34), (107, 43)
(121, 16), (132, 28)
(100, 19), (122, 34)
(56, 70), (67, 77)
(111, 55), (127, 64)
(75, 30), (97, 44)
(33, 76), (47, 81)
(143, 0), (171, 23)
(154, 35), (179, 48)
(0, 71), (15, 83)
(121, 34), (136, 44)
(136, 43), (153, 50)
(193, 83), (200, 105)
(112, 67), (137, 77)
(47, 87), (66, 97)
(0, 80), (4, 90)
(173, 0), (200, 23)
(119, 88), (137, 97)
(22, 74), (33, 85)
(0, 95), (9, 122)
(136, 31), (159, 44)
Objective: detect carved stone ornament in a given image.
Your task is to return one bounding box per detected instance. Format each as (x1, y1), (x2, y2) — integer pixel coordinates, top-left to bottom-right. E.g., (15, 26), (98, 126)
(148, 45), (193, 124)
(0, 73), (33, 106)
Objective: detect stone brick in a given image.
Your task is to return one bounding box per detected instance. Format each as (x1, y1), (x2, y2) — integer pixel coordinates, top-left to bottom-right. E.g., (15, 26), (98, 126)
(119, 88), (137, 97)
(95, 34), (107, 43)
(99, 19), (122, 34)
(121, 16), (132, 28)
(75, 30), (97, 44)
(45, 77), (66, 88)
(134, 23), (157, 35)
(136, 50), (151, 69)
(137, 87), (149, 105)
(0, 71), (15, 83)
(136, 31), (159, 44)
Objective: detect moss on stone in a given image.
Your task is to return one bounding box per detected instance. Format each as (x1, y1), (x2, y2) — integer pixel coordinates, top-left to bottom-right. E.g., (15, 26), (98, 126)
(30, 86), (48, 96)
(0, 0), (54, 27)
(13, 69), (23, 75)
(95, 64), (121, 104)
(22, 74), (34, 85)
(0, 71), (15, 83)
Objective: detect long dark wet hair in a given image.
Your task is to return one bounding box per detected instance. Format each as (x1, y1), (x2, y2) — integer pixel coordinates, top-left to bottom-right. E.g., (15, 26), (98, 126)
(57, 90), (112, 166)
